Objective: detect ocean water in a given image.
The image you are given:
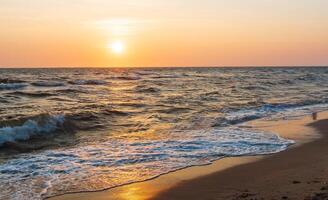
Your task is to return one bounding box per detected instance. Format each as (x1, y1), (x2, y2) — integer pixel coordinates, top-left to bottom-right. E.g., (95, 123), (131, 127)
(0, 67), (327, 199)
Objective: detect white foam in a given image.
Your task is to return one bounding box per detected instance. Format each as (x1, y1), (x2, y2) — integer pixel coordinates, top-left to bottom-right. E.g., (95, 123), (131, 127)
(0, 127), (293, 199)
(0, 115), (65, 146)
(224, 103), (328, 126)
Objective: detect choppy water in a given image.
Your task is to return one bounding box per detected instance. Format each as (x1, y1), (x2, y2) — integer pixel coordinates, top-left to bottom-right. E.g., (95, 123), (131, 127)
(0, 67), (327, 199)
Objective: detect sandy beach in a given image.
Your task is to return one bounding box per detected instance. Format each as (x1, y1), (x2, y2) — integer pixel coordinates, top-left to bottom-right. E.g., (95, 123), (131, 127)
(51, 111), (328, 200)
(2, 1), (328, 199)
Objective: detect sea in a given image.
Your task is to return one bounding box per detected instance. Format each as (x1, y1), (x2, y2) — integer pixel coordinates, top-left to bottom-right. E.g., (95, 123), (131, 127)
(0, 67), (327, 199)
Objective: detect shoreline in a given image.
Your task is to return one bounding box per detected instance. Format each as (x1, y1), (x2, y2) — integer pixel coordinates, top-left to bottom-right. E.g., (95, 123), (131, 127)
(51, 111), (328, 200)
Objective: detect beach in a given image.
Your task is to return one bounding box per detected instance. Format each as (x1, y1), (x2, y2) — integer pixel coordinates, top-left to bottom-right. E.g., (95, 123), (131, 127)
(2, 1), (328, 199)
(51, 111), (328, 200)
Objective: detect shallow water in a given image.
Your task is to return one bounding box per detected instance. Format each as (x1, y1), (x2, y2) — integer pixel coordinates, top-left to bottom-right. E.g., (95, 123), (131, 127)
(0, 67), (327, 199)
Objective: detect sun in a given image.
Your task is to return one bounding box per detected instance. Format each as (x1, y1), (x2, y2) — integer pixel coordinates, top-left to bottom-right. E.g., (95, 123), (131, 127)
(109, 40), (125, 54)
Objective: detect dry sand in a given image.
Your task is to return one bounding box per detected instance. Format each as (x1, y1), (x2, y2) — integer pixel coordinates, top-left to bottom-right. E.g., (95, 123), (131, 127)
(51, 112), (328, 200)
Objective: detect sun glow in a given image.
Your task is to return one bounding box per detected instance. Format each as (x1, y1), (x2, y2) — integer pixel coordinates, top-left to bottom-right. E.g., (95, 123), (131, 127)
(109, 40), (125, 54)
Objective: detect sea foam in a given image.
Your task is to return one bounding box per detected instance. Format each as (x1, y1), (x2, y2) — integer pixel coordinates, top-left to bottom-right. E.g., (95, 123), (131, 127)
(0, 127), (293, 200)
(0, 115), (65, 146)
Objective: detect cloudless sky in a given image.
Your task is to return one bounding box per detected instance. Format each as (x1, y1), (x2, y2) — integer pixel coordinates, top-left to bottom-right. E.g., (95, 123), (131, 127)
(1, 0), (328, 67)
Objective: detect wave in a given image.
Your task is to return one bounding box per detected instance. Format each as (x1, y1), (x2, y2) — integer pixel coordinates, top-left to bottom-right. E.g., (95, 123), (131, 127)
(66, 112), (99, 121)
(0, 114), (65, 147)
(297, 73), (318, 81)
(68, 79), (108, 85)
(241, 85), (268, 91)
(9, 91), (55, 98)
(214, 102), (328, 127)
(0, 97), (10, 103)
(159, 107), (191, 114)
(0, 83), (27, 90)
(113, 76), (141, 81)
(64, 111), (108, 131)
(151, 74), (182, 79)
(47, 97), (75, 102)
(104, 109), (130, 116)
(0, 111), (110, 150)
(31, 81), (65, 87)
(0, 78), (25, 84)
(55, 88), (87, 94)
(135, 71), (160, 76)
(134, 86), (160, 93)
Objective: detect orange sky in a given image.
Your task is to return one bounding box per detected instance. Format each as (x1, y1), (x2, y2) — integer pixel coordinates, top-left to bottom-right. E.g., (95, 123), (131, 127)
(1, 0), (328, 67)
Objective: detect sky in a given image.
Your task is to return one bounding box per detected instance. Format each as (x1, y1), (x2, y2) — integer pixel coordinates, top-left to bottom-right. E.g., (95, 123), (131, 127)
(0, 0), (328, 67)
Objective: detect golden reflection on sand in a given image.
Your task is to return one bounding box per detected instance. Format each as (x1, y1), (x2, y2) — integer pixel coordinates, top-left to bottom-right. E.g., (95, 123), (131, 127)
(117, 185), (151, 200)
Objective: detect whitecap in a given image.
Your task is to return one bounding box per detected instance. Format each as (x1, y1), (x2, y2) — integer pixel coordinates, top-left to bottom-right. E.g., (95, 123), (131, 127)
(0, 115), (65, 146)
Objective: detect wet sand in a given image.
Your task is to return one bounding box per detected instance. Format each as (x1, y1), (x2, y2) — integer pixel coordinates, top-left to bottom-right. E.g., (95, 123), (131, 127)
(51, 111), (328, 200)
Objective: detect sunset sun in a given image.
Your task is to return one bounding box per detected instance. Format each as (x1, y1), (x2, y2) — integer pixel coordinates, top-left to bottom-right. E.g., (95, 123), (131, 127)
(109, 40), (125, 54)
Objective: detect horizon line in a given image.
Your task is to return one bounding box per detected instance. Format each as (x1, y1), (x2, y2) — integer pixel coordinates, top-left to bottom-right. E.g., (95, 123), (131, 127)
(1, 65), (328, 69)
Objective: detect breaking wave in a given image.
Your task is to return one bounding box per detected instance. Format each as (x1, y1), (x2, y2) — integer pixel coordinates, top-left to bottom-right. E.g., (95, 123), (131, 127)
(214, 102), (328, 127)
(0, 115), (65, 146)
